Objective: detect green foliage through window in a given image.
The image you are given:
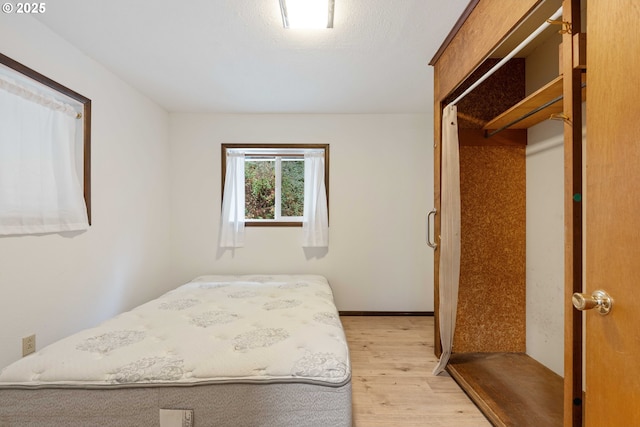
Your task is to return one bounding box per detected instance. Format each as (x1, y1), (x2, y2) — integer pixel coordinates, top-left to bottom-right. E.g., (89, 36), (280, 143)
(281, 160), (304, 217)
(221, 144), (328, 226)
(245, 160), (275, 219)
(244, 157), (304, 220)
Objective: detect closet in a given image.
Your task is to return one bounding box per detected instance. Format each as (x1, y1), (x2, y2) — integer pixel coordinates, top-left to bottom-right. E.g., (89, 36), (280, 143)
(429, 0), (584, 426)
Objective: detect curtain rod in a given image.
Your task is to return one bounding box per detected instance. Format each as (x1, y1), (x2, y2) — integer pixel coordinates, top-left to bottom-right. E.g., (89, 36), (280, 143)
(226, 148), (323, 156)
(447, 6), (563, 108)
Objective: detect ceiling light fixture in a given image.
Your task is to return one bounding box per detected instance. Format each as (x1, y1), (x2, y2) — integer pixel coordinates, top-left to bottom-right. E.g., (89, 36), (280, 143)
(279, 0), (335, 29)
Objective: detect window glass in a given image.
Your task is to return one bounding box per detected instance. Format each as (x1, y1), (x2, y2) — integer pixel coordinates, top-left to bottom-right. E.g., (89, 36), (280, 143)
(245, 158), (275, 220)
(280, 158), (304, 217)
(221, 144), (329, 227)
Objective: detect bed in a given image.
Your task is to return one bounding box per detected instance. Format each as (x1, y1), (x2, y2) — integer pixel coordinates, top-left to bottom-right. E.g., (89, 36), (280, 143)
(0, 274), (352, 427)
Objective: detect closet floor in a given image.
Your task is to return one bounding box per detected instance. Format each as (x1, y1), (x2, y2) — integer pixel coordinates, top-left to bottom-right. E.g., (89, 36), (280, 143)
(447, 352), (563, 427)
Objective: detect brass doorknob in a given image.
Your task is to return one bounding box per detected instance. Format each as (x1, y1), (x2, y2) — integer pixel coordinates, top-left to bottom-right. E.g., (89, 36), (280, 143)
(572, 290), (613, 315)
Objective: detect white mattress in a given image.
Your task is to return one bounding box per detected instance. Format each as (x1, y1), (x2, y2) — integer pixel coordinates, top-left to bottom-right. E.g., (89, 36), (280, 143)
(0, 274), (350, 389)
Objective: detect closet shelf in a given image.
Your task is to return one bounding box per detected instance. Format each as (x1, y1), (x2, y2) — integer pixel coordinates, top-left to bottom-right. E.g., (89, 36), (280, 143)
(484, 74), (586, 131)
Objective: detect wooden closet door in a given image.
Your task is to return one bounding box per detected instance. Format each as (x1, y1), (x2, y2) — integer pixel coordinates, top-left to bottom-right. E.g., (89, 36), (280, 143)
(584, 0), (640, 425)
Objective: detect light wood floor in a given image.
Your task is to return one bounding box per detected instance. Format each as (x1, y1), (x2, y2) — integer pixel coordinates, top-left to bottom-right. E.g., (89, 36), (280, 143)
(341, 316), (491, 427)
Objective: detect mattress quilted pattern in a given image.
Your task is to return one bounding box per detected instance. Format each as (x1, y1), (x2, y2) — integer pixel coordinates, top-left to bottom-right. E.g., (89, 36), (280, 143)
(0, 275), (351, 388)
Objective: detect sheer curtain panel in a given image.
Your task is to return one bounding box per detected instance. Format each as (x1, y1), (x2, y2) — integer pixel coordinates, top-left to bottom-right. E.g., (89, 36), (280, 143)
(0, 76), (88, 235)
(219, 151), (245, 247)
(433, 105), (461, 375)
(302, 150), (329, 247)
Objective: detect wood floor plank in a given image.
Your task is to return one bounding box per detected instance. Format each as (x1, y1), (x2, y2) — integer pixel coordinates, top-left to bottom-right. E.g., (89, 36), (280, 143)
(342, 316), (491, 427)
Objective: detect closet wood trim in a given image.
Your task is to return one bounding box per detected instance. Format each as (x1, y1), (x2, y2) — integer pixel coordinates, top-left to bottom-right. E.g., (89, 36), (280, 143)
(432, 79), (443, 359)
(561, 0), (584, 425)
(430, 0), (542, 101)
(429, 0), (480, 66)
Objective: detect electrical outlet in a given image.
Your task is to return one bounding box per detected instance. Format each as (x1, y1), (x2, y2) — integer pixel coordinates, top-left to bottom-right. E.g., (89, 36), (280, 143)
(22, 334), (36, 357)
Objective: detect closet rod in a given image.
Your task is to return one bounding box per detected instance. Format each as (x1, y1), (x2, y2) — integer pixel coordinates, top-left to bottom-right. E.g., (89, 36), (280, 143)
(485, 81), (586, 137)
(447, 6), (563, 108)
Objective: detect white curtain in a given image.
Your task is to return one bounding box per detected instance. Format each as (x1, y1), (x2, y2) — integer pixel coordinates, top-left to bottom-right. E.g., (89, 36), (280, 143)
(302, 150), (328, 247)
(0, 76), (88, 235)
(219, 151), (245, 247)
(433, 104), (461, 375)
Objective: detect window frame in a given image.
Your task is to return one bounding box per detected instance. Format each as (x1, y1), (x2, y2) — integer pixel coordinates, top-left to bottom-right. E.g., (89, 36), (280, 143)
(0, 53), (92, 225)
(221, 143), (329, 227)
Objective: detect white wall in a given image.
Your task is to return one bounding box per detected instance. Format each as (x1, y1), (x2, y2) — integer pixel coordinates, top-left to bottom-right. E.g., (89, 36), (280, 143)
(169, 114), (434, 311)
(0, 16), (173, 368)
(525, 32), (565, 376)
(526, 121), (565, 376)
(0, 14), (435, 369)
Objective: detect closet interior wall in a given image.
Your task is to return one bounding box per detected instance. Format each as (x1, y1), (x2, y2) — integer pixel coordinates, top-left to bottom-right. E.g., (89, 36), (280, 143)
(431, 0), (547, 357)
(443, 59), (527, 353)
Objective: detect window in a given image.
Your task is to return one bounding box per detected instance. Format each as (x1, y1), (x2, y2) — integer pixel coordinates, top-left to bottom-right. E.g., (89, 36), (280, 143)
(221, 144), (329, 226)
(220, 143), (329, 248)
(0, 53), (91, 235)
(244, 155), (305, 222)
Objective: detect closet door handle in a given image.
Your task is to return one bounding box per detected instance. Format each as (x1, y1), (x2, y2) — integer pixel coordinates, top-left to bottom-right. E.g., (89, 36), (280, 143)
(572, 290), (613, 315)
(427, 209), (437, 249)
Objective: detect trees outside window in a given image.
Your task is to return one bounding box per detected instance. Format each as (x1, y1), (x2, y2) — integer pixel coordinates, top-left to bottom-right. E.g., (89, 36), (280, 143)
(221, 144), (328, 227)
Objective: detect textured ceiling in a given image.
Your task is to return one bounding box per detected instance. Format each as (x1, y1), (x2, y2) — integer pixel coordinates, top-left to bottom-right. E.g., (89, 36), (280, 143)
(35, 0), (470, 113)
